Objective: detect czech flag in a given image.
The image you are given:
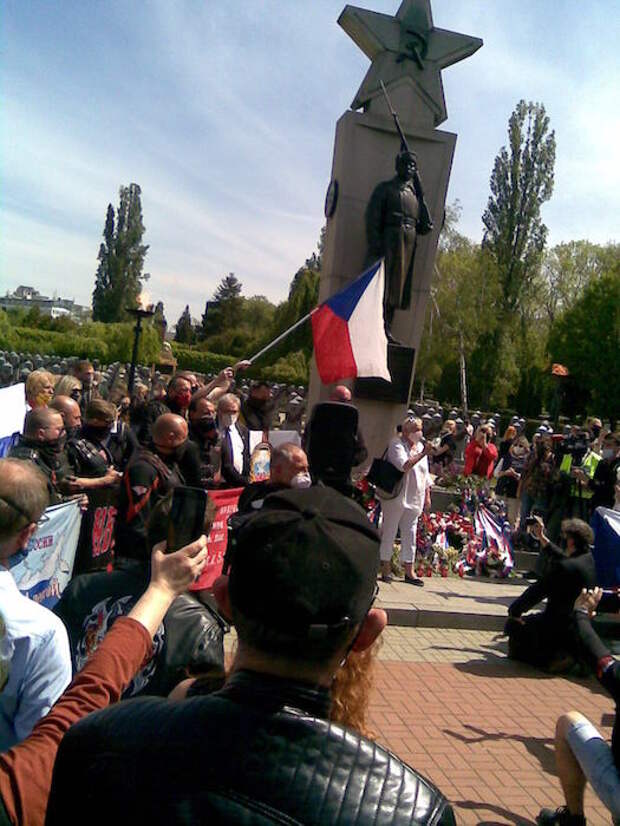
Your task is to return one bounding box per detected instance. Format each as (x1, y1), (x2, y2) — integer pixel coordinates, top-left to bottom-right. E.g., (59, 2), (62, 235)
(311, 260), (391, 385)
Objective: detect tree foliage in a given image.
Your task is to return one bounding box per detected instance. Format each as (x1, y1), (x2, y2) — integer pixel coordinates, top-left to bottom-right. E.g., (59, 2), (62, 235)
(482, 100), (556, 315)
(174, 305), (195, 344)
(548, 268), (620, 425)
(92, 184), (149, 322)
(200, 273), (243, 339)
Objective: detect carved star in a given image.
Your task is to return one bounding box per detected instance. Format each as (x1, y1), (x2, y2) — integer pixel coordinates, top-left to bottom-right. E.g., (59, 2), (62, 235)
(339, 0), (482, 126)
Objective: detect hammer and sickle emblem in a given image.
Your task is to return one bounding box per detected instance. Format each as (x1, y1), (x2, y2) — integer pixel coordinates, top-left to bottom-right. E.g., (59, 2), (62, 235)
(396, 29), (428, 70)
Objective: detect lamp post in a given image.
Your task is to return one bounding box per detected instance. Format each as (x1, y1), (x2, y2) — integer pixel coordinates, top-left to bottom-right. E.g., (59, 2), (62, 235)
(126, 305), (155, 395)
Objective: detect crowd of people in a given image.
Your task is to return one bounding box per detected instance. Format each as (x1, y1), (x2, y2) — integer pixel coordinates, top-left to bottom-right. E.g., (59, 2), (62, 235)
(0, 351), (618, 824)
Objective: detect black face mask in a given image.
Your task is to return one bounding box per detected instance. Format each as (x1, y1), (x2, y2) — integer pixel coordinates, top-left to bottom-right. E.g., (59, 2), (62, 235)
(169, 440), (188, 464)
(39, 436), (66, 462)
(592, 426), (601, 438)
(193, 416), (217, 436)
(82, 424), (112, 443)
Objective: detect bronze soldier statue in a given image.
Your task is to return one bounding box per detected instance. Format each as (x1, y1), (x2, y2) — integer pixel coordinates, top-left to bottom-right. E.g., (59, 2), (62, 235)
(365, 149), (433, 339)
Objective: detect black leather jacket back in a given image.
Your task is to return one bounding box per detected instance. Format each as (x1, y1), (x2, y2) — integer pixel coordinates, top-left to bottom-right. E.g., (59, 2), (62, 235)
(46, 670), (454, 825)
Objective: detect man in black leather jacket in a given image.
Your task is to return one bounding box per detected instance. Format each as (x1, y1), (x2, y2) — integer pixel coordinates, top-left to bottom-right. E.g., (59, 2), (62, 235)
(506, 517), (596, 670)
(46, 488), (455, 825)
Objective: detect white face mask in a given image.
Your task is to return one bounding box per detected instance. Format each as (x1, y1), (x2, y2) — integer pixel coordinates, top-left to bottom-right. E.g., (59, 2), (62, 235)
(290, 472), (312, 489)
(220, 412), (238, 428)
(603, 448), (616, 460)
(409, 431), (423, 444)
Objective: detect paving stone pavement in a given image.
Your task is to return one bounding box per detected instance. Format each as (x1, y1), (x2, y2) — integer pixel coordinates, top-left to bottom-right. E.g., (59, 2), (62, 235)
(373, 627), (615, 825)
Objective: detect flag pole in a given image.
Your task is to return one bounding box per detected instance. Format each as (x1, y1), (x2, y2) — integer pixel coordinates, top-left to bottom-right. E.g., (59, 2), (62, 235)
(247, 308), (317, 365)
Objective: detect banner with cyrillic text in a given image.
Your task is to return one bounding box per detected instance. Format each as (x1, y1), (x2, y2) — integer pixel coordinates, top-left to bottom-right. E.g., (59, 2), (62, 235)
(10, 500), (82, 608)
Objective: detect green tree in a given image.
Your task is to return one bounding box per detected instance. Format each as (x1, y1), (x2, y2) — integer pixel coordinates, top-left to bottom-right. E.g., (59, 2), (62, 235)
(153, 300), (167, 342)
(537, 240), (619, 324)
(548, 268), (620, 427)
(200, 273), (243, 338)
(480, 100), (556, 405)
(92, 184), (149, 321)
(174, 305), (195, 344)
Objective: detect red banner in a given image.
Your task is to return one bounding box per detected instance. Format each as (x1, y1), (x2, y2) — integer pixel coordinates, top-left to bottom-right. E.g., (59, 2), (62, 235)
(190, 487), (243, 591)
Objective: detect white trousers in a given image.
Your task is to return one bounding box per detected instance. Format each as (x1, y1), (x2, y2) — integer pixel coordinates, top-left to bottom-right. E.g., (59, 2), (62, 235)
(379, 499), (422, 564)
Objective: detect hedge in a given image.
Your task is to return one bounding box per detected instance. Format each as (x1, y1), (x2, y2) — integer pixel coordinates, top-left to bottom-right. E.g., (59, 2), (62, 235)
(0, 316), (161, 365)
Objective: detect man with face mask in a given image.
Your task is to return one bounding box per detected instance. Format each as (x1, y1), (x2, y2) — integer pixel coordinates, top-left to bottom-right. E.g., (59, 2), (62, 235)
(81, 399), (138, 472)
(586, 432), (620, 512)
(237, 443), (310, 513)
(141, 375), (202, 486)
(0, 459), (71, 750)
(188, 396), (221, 488)
(9, 408), (76, 505)
(240, 382), (278, 432)
(48, 397), (121, 492)
(217, 394), (250, 488)
(115, 414), (189, 561)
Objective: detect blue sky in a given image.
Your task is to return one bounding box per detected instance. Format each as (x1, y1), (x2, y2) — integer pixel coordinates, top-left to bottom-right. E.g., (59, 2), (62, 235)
(1, 0), (618, 326)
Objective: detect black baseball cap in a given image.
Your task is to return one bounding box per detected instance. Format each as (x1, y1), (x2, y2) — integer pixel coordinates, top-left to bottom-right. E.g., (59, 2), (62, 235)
(228, 487), (380, 639)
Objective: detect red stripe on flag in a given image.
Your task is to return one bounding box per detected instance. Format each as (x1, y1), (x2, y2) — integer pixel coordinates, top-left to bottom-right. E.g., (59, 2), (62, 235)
(311, 305), (357, 384)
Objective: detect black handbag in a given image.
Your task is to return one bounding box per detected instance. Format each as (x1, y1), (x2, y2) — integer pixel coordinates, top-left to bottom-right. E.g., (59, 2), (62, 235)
(367, 450), (403, 497)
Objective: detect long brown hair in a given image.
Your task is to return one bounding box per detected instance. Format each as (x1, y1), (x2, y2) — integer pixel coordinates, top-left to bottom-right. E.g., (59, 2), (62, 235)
(330, 637), (383, 739)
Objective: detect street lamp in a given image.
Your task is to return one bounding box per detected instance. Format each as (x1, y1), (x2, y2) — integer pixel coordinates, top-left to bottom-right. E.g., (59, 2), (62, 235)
(126, 304), (156, 395)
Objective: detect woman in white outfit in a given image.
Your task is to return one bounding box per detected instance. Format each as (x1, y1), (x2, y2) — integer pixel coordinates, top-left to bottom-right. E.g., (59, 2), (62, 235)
(379, 417), (433, 586)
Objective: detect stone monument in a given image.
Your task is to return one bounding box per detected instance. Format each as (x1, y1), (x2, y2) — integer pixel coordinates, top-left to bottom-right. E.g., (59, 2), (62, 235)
(309, 0), (482, 461)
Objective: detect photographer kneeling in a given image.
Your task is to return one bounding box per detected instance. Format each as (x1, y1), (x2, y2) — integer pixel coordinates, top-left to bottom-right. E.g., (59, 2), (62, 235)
(506, 517), (596, 672)
(538, 587), (620, 826)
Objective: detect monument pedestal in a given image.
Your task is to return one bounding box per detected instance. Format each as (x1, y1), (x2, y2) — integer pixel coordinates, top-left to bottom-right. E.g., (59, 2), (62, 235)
(308, 1), (482, 464)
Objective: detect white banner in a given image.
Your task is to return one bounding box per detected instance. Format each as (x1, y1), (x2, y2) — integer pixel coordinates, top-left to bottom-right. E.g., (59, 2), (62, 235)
(10, 500), (82, 609)
(0, 383), (26, 457)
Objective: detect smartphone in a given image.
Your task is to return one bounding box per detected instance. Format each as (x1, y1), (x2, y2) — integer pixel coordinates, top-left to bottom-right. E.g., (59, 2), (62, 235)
(166, 486), (208, 553)
(525, 516), (538, 527)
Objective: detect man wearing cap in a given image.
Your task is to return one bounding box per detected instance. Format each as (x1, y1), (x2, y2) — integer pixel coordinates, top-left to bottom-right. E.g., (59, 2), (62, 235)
(47, 488), (455, 825)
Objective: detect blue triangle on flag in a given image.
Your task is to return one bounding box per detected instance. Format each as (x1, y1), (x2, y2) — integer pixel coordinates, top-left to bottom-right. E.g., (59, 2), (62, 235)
(325, 260), (382, 322)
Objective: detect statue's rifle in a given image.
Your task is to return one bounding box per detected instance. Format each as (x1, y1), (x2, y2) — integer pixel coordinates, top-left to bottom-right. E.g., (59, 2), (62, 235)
(380, 80), (409, 153)
(379, 79), (433, 233)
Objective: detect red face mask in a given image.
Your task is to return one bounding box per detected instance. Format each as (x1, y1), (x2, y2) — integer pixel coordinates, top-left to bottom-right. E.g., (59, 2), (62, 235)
(174, 390), (192, 409)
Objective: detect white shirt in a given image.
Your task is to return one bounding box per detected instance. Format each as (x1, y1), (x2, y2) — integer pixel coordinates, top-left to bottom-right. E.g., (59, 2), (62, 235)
(227, 424), (245, 474)
(0, 566), (72, 751)
(386, 436), (432, 510)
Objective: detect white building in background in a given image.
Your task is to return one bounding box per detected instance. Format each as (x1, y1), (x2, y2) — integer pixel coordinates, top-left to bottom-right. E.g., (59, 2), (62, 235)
(0, 286), (90, 320)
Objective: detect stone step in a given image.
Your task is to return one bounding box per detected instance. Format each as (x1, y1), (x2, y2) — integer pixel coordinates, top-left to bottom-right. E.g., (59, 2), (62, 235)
(377, 576), (526, 632)
(514, 549), (539, 570)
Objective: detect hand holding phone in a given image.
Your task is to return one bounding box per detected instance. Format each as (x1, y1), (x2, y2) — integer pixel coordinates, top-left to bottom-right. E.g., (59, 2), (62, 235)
(166, 487), (208, 553)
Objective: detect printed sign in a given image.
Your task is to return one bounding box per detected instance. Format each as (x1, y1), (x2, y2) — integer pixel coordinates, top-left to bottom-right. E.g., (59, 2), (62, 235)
(0, 383), (26, 457)
(190, 487), (243, 591)
(10, 500), (82, 608)
(74, 487), (119, 575)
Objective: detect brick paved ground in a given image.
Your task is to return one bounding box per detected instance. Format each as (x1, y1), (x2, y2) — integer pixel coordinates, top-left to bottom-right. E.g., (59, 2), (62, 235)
(372, 627), (615, 825)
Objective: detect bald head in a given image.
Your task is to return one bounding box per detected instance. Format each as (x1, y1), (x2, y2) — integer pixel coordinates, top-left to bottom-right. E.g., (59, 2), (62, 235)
(50, 396), (82, 430)
(329, 385), (352, 403)
(152, 414), (188, 456)
(270, 443), (308, 486)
